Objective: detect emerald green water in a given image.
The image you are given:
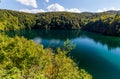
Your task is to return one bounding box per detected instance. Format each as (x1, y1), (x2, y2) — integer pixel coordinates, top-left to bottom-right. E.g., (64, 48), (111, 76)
(5, 30), (120, 79)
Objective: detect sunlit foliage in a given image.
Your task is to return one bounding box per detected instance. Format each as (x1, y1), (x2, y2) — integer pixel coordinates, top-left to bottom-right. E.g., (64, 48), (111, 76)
(0, 34), (92, 79)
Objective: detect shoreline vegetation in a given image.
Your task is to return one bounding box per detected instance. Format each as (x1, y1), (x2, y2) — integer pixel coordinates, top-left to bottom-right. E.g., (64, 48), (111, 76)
(1, 9), (120, 79)
(1, 9), (120, 36)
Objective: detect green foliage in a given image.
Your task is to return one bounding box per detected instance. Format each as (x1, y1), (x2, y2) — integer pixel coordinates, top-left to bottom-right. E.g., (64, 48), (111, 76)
(64, 39), (75, 52)
(35, 12), (82, 30)
(0, 34), (92, 79)
(0, 9), (35, 30)
(1, 9), (120, 36)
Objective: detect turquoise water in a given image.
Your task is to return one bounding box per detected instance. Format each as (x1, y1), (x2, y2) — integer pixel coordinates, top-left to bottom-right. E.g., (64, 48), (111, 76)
(5, 30), (120, 79)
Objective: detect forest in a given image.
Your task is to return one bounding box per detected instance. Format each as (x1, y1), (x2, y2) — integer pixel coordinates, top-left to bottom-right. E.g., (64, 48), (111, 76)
(0, 9), (120, 36)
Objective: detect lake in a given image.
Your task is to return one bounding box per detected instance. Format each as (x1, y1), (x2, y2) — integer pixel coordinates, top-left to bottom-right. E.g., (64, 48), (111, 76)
(5, 30), (120, 79)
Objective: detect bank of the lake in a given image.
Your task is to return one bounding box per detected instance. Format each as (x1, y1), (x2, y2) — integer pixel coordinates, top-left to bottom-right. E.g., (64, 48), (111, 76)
(1, 9), (120, 36)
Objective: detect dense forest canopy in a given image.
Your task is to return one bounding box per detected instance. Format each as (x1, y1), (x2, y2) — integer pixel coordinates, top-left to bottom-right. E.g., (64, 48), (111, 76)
(1, 9), (120, 36)
(0, 34), (92, 79)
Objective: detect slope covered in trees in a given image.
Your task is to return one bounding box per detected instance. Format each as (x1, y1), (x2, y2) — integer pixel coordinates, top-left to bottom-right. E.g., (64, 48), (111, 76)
(0, 9), (35, 30)
(0, 34), (92, 79)
(1, 9), (120, 36)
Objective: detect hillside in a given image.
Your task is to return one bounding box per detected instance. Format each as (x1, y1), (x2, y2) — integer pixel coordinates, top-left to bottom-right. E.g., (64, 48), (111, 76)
(1, 9), (120, 36)
(0, 9), (93, 79)
(0, 34), (92, 79)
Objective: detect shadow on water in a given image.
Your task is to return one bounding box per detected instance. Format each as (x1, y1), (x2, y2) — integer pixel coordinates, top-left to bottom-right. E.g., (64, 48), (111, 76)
(4, 29), (120, 49)
(4, 30), (83, 40)
(3, 29), (120, 79)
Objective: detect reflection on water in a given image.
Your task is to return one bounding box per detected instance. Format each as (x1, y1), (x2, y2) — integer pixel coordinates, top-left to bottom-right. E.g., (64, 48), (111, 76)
(71, 36), (120, 79)
(4, 30), (120, 79)
(33, 37), (42, 44)
(33, 37), (63, 48)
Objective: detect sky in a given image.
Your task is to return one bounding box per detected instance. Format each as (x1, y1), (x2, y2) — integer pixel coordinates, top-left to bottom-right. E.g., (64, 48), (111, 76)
(0, 0), (120, 13)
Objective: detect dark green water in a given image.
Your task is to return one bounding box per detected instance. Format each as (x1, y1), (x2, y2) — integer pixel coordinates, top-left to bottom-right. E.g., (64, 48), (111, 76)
(5, 30), (120, 79)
